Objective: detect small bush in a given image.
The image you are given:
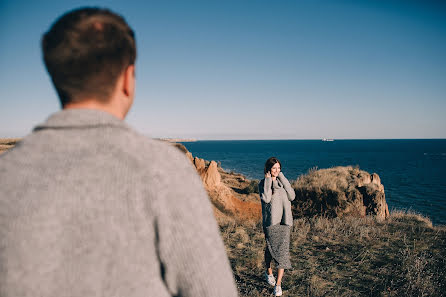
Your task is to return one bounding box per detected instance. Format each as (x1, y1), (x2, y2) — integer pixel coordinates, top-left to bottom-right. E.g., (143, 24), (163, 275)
(242, 180), (259, 194)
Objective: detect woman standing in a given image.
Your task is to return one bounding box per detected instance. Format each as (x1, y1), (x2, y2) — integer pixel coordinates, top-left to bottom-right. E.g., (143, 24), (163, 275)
(259, 157), (295, 296)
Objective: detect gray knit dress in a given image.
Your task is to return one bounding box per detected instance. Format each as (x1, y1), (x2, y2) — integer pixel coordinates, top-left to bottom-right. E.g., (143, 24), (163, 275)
(259, 172), (296, 269)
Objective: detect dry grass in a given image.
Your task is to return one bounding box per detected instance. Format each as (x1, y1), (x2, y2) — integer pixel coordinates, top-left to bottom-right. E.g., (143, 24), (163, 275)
(291, 165), (388, 219)
(221, 211), (446, 297)
(0, 138), (21, 154)
(389, 209), (433, 228)
(0, 138), (21, 145)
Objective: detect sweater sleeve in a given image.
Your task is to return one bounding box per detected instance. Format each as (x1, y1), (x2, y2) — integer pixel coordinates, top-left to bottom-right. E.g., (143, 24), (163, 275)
(259, 177), (273, 203)
(152, 148), (238, 297)
(278, 172), (296, 201)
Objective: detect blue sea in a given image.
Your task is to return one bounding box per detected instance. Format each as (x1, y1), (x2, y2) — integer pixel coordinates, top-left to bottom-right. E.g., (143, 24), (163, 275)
(181, 139), (446, 225)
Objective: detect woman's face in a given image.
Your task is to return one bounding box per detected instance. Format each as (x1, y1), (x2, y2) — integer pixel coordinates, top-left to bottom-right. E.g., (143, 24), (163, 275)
(270, 162), (281, 178)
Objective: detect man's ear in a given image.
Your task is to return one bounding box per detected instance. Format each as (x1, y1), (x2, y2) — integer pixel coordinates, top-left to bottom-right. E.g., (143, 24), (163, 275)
(123, 64), (135, 98)
(118, 64), (135, 119)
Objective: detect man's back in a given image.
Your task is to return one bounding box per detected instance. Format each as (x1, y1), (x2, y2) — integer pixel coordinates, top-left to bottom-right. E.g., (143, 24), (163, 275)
(0, 109), (238, 296)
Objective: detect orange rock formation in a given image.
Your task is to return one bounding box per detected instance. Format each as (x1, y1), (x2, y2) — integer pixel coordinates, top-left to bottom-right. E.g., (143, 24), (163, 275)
(191, 156), (261, 222)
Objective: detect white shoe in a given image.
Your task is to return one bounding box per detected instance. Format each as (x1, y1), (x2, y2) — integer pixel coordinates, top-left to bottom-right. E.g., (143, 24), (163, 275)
(264, 271), (276, 286)
(274, 285), (282, 296)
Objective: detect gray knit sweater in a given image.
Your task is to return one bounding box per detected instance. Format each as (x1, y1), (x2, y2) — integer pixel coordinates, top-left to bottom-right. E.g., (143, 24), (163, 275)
(259, 172), (296, 228)
(0, 109), (238, 297)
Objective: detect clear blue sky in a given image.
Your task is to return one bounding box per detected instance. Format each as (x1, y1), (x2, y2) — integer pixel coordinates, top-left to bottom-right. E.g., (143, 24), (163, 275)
(1, 0), (445, 139)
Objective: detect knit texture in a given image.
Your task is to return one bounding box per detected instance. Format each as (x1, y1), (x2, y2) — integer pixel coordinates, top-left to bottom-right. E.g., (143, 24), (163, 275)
(259, 172), (296, 228)
(0, 109), (238, 297)
(265, 224), (292, 269)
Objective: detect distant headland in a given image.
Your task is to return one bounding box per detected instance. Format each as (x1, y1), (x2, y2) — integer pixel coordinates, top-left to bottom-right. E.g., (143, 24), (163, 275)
(156, 138), (197, 142)
(0, 138), (21, 154)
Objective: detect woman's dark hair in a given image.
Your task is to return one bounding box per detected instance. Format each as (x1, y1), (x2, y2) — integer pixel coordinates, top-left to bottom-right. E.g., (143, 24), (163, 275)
(264, 157), (281, 174)
(42, 7), (136, 106)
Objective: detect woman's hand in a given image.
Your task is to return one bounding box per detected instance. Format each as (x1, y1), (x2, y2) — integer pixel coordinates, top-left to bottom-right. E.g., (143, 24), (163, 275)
(278, 172), (285, 181)
(265, 172), (271, 178)
(278, 172), (296, 201)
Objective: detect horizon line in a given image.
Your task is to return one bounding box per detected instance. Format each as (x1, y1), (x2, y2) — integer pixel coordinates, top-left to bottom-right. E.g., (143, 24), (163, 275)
(173, 137), (446, 141)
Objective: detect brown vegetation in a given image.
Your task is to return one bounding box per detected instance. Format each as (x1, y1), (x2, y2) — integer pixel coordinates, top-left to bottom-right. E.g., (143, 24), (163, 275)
(222, 211), (446, 297)
(0, 138), (21, 154)
(293, 166), (389, 220)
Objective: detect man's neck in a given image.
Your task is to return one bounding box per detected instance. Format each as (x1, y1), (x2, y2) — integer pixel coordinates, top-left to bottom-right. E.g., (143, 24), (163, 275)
(64, 99), (125, 120)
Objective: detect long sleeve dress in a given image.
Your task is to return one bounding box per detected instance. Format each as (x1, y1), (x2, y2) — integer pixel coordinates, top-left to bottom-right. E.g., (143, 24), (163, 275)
(258, 172), (295, 269)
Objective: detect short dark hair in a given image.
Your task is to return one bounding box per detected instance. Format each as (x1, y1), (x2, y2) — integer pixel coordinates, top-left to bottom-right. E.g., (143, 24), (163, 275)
(42, 7), (136, 106)
(264, 157), (281, 174)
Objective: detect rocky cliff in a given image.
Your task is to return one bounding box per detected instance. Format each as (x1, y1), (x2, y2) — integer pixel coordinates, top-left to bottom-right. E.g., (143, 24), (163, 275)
(292, 166), (389, 220)
(174, 143), (389, 222)
(189, 155), (262, 223)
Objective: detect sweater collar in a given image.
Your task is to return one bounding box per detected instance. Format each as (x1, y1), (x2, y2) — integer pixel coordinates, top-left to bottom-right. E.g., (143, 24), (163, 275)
(33, 109), (131, 131)
(272, 179), (283, 189)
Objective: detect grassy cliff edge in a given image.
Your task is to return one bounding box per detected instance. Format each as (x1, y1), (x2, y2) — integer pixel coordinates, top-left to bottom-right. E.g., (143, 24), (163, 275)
(222, 210), (445, 296)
